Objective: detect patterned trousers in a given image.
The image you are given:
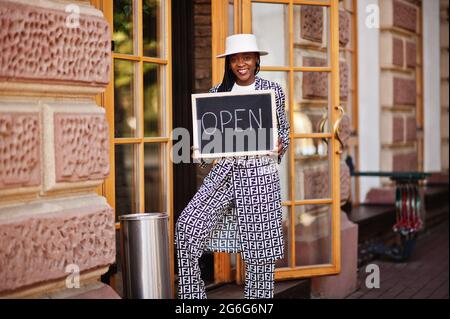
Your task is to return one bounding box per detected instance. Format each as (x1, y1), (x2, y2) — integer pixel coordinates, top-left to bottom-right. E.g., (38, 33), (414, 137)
(175, 160), (276, 299)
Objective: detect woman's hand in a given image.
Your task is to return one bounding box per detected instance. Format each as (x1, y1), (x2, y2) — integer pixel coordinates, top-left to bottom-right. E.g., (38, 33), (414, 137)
(277, 137), (283, 156)
(268, 138), (283, 157)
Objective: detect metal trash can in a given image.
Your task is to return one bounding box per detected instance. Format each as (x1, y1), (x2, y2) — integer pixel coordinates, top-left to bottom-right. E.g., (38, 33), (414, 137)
(119, 213), (172, 299)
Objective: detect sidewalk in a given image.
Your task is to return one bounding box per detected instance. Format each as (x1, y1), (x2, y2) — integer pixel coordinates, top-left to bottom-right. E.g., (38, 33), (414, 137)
(346, 220), (449, 299)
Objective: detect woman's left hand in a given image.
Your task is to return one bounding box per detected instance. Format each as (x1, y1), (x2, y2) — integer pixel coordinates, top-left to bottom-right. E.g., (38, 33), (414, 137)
(277, 138), (283, 155)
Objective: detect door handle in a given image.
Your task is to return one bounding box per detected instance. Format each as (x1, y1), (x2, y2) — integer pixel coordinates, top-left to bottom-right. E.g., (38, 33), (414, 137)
(333, 105), (345, 155)
(318, 111), (328, 146)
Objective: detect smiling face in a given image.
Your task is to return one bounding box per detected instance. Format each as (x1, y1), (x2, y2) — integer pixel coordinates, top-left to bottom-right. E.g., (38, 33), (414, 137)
(229, 52), (259, 86)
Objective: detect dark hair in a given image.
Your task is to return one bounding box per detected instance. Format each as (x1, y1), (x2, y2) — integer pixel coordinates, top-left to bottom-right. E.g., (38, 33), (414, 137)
(217, 53), (260, 92)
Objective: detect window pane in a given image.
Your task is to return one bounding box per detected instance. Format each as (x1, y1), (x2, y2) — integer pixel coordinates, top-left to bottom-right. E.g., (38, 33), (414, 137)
(293, 5), (329, 67)
(144, 143), (166, 213)
(113, 0), (134, 55)
(293, 71), (330, 133)
(144, 63), (164, 137)
(143, 0), (164, 57)
(279, 147), (290, 202)
(252, 2), (289, 67)
(295, 204), (332, 266)
(114, 59), (137, 138)
(258, 71), (289, 111)
(275, 206), (291, 268)
(115, 144), (138, 221)
(294, 138), (331, 200)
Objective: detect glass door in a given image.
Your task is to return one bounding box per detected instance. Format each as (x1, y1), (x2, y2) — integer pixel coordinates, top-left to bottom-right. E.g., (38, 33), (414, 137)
(101, 0), (173, 295)
(213, 0), (343, 282)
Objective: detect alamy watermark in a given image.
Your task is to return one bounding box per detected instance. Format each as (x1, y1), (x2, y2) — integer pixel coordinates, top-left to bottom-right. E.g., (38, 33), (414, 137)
(65, 4), (80, 29)
(65, 263), (80, 289)
(365, 4), (380, 29)
(365, 264), (380, 289)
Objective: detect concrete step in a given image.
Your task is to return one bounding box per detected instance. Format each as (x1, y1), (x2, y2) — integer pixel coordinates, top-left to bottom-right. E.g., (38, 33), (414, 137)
(207, 279), (311, 299)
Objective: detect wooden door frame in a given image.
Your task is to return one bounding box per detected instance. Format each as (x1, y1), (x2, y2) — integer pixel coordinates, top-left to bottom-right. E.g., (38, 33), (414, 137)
(212, 0), (342, 282)
(94, 0), (175, 297)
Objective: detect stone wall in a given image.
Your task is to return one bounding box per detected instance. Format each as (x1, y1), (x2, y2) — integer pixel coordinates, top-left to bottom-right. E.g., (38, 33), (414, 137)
(441, 0), (449, 172)
(193, 0), (212, 94)
(0, 0), (114, 297)
(379, 0), (422, 177)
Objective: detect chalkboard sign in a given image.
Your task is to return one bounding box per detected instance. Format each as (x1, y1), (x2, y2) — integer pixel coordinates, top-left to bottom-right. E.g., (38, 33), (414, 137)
(191, 90), (277, 159)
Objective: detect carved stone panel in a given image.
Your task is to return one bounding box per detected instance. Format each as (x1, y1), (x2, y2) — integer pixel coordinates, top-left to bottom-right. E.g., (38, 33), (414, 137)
(0, 113), (40, 190)
(0, 1), (110, 85)
(54, 113), (109, 182)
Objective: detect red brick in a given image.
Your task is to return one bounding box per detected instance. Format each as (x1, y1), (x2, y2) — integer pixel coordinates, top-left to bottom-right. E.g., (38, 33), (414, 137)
(195, 25), (211, 37)
(406, 41), (417, 68)
(0, 113), (40, 189)
(195, 67), (211, 80)
(406, 117), (417, 142)
(195, 37), (212, 48)
(195, 46), (212, 59)
(393, 0), (417, 32)
(393, 116), (405, 143)
(394, 77), (416, 106)
(393, 38), (404, 67)
(194, 15), (211, 26)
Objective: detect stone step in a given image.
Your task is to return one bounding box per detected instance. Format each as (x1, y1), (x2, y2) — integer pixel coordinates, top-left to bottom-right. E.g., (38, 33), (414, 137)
(207, 279), (311, 299)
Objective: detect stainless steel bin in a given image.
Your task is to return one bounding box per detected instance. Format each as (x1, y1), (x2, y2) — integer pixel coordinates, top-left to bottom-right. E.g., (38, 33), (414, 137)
(119, 213), (172, 299)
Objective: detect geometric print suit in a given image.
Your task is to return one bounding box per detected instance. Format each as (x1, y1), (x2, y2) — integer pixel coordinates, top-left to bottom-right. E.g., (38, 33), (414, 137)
(175, 76), (290, 299)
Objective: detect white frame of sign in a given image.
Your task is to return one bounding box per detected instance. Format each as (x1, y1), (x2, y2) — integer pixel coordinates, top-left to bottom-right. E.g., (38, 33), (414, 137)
(191, 90), (278, 159)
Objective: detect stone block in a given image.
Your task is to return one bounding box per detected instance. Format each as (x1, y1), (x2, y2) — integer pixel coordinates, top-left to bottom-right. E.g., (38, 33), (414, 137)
(302, 57), (328, 100)
(43, 102), (109, 193)
(405, 117), (417, 142)
(394, 77), (416, 106)
(0, 1), (110, 86)
(393, 152), (418, 171)
(380, 112), (394, 144)
(406, 41), (417, 68)
(365, 186), (396, 204)
(393, 115), (405, 143)
(339, 10), (350, 47)
(311, 212), (358, 299)
(0, 195), (115, 293)
(393, 37), (404, 67)
(441, 82), (449, 107)
(380, 72), (395, 107)
(0, 101), (41, 198)
(441, 110), (449, 139)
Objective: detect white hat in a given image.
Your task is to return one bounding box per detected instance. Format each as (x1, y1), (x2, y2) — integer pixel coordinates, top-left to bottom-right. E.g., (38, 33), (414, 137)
(216, 34), (268, 58)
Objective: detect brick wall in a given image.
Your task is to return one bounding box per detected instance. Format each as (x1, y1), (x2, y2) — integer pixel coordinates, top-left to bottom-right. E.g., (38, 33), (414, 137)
(441, 0), (449, 171)
(193, 0), (213, 187)
(379, 0), (422, 176)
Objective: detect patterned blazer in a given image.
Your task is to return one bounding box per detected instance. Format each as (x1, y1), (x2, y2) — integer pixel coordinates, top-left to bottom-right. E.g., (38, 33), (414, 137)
(203, 76), (290, 263)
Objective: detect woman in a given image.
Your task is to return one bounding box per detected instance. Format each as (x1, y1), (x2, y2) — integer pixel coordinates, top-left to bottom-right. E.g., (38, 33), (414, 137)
(176, 34), (290, 299)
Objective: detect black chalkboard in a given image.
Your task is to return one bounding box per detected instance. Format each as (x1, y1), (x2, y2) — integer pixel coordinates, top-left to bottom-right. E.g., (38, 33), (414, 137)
(191, 90), (277, 159)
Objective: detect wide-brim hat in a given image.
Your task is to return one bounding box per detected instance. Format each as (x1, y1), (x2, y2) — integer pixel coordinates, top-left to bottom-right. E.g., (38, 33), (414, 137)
(216, 34), (268, 58)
